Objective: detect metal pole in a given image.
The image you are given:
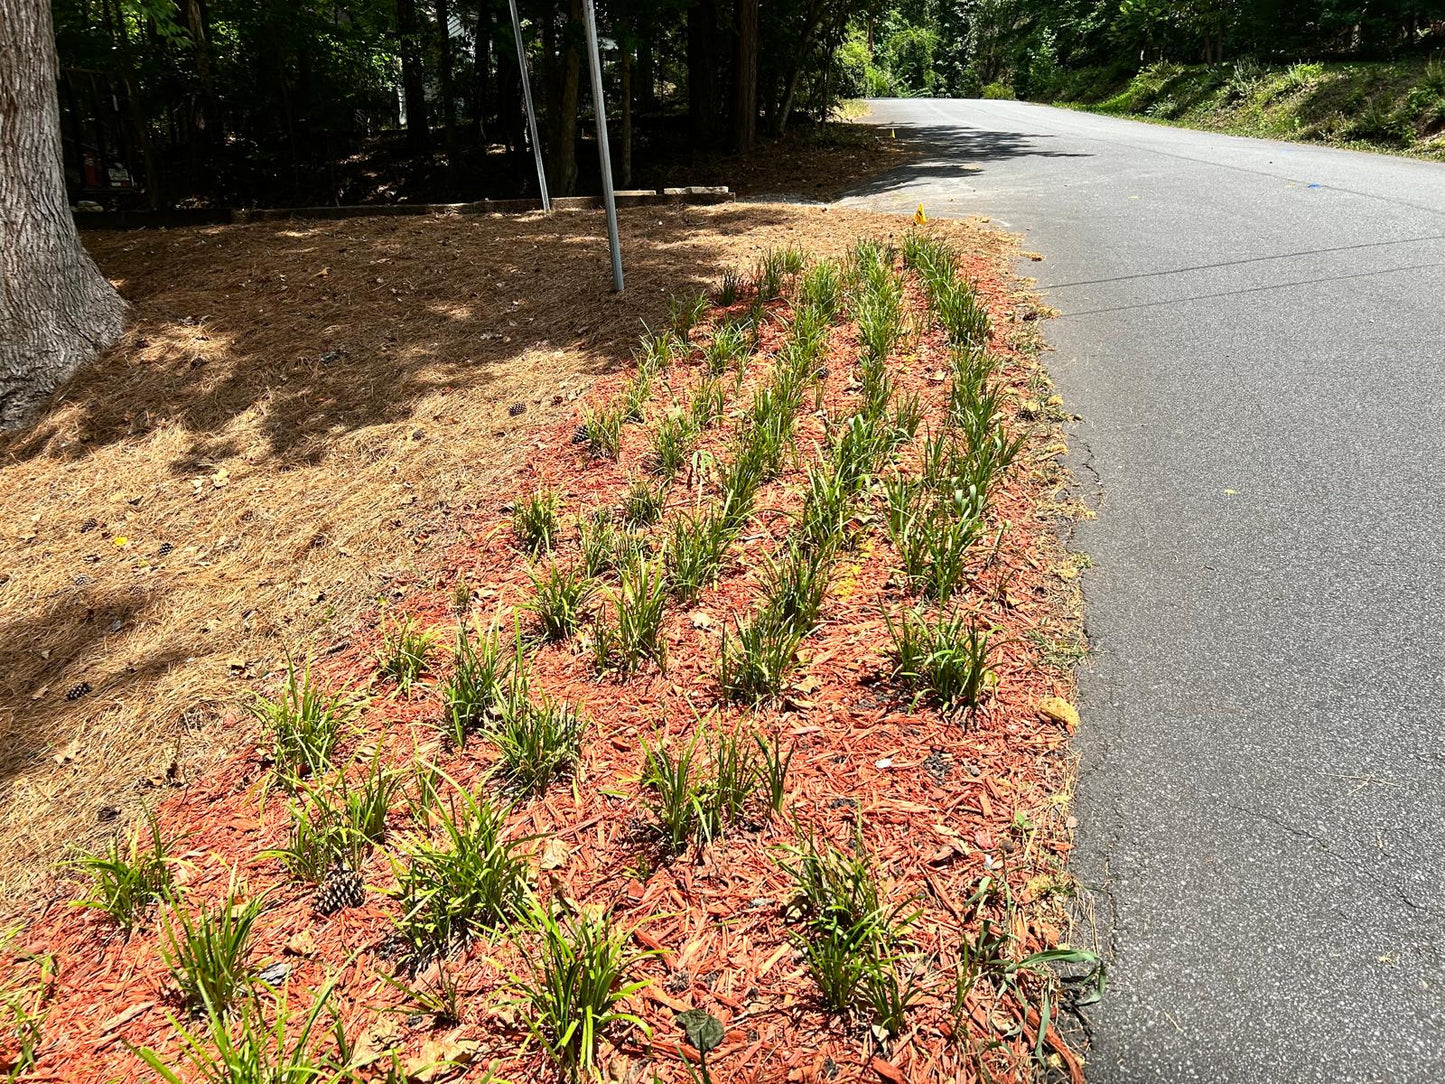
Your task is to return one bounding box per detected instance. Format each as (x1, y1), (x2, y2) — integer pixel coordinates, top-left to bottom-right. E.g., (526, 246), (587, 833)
(581, 0), (624, 292)
(507, 0), (550, 212)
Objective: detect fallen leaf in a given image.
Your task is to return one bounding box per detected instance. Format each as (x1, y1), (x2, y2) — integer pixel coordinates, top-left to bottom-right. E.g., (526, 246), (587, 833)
(1037, 696), (1080, 729)
(538, 837), (569, 871)
(284, 930), (317, 956)
(406, 1036), (479, 1082)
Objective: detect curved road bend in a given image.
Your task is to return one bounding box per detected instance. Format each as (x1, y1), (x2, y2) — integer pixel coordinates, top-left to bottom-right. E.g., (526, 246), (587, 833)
(841, 99), (1445, 1083)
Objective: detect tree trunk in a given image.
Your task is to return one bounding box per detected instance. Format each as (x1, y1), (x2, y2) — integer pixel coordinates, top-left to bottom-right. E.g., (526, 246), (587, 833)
(687, 0), (721, 149)
(772, 0), (825, 136)
(0, 0), (126, 426)
(733, 0), (758, 152)
(472, 2), (491, 143)
(436, 0), (459, 182)
(544, 0), (581, 196)
(397, 0), (431, 154)
(619, 43), (632, 187)
(637, 33), (655, 112)
(101, 0), (162, 208)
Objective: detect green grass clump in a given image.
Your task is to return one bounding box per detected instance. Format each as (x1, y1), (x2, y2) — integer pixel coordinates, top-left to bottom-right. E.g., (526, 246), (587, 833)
(622, 476), (668, 527)
(703, 319), (752, 375)
(797, 463), (854, 552)
(595, 558), (669, 675)
(650, 411), (699, 480)
(70, 811), (173, 929)
(663, 507), (735, 603)
(137, 979), (349, 1084)
(758, 541), (831, 639)
(249, 661), (352, 782)
(641, 724), (792, 853)
(689, 377), (726, 430)
(442, 622), (509, 746)
(715, 269), (745, 306)
(741, 384), (798, 480)
(578, 506), (628, 578)
(636, 329), (681, 373)
(490, 692), (585, 796)
(780, 827), (917, 1018)
(826, 413), (888, 495)
(268, 750), (397, 882)
(581, 399), (626, 459)
(378, 614), (435, 694)
(888, 495), (984, 603)
(513, 487), (562, 553)
(513, 904), (651, 1080)
(719, 609), (805, 703)
(394, 784), (527, 959)
(162, 889), (264, 1013)
(670, 291), (709, 338)
(853, 281), (905, 364)
(886, 608), (993, 711)
(798, 259), (843, 314)
(528, 562), (597, 642)
(716, 441), (767, 532)
(621, 369), (653, 423)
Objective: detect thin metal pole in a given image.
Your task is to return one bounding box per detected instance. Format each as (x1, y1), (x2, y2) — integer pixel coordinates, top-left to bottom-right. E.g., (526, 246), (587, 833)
(581, 0), (624, 292)
(507, 0), (550, 212)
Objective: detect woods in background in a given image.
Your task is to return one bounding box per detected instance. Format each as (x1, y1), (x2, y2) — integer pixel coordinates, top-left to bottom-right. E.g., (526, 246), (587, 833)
(53, 0), (888, 208)
(52, 0), (1445, 210)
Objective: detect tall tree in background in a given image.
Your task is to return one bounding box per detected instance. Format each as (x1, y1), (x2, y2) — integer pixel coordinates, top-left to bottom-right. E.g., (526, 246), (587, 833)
(397, 0), (432, 152)
(542, 0), (583, 194)
(1, 0), (126, 425)
(734, 0), (759, 151)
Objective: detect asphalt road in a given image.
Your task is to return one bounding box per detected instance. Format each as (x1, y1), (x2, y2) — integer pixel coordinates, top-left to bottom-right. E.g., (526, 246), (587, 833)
(842, 100), (1445, 1082)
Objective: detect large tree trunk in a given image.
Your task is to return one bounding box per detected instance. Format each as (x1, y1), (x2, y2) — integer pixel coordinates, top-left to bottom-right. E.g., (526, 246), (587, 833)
(1, 0), (126, 427)
(733, 0), (758, 152)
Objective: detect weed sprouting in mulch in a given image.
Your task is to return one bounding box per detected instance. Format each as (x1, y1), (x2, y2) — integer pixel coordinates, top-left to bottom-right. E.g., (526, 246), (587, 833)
(17, 224), (1097, 1084)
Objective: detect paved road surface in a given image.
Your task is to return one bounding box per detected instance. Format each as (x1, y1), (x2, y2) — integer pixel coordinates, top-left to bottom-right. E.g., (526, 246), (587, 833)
(842, 100), (1445, 1083)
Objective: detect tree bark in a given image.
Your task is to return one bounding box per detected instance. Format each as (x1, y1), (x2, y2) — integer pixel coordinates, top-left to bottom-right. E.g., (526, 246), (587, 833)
(543, 0), (581, 196)
(1, 0), (126, 426)
(397, 0), (431, 154)
(733, 0), (758, 152)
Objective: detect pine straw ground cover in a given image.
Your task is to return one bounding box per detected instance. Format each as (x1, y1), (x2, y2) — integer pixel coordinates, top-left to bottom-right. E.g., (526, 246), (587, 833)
(0, 215), (1097, 1083)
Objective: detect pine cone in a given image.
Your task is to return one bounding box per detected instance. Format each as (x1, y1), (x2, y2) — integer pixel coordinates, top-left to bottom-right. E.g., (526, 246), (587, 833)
(65, 682), (92, 701)
(157, 542), (174, 557)
(314, 866), (364, 915)
(79, 517), (98, 534)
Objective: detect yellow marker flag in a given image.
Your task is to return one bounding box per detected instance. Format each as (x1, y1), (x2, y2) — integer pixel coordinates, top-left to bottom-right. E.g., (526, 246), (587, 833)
(913, 204), (927, 226)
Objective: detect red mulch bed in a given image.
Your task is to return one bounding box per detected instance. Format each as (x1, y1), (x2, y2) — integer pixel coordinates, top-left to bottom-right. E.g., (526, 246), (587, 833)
(8, 249), (1084, 1084)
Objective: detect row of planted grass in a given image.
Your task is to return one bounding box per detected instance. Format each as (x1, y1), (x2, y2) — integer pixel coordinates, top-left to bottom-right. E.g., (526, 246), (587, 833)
(54, 233), (1096, 1082)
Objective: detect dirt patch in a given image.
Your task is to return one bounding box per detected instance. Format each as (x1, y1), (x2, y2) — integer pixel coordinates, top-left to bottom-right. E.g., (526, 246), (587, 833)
(0, 205), (1010, 912)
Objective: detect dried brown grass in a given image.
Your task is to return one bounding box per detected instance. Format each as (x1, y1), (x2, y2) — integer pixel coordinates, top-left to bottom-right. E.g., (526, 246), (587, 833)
(0, 204), (1011, 911)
